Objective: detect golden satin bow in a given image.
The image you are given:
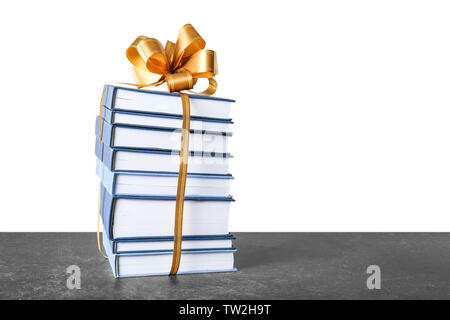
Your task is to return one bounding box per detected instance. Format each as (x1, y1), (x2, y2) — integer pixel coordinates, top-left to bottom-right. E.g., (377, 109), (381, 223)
(125, 23), (218, 95)
(96, 24), (218, 275)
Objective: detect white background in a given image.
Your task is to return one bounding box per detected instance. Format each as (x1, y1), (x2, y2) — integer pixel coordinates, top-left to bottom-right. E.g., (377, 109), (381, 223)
(1, 0), (450, 231)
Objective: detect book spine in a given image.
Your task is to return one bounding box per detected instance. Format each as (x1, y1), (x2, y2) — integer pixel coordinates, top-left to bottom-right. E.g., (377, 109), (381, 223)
(103, 120), (113, 147)
(101, 105), (113, 123)
(95, 139), (114, 171)
(96, 116), (113, 147)
(115, 256), (120, 278)
(100, 161), (116, 195)
(100, 186), (115, 240)
(102, 142), (114, 171)
(95, 116), (100, 137)
(95, 138), (101, 160)
(102, 85), (115, 110)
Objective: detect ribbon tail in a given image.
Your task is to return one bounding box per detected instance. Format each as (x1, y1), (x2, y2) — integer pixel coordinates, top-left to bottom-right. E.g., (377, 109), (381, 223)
(169, 92), (191, 275)
(97, 183), (107, 258)
(97, 88), (107, 259)
(188, 78), (217, 96)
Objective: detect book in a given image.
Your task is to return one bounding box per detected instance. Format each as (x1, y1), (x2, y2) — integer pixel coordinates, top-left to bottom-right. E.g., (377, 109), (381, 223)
(96, 85), (237, 277)
(96, 117), (231, 153)
(96, 160), (233, 197)
(102, 105), (232, 132)
(108, 234), (235, 254)
(103, 231), (236, 278)
(95, 139), (231, 174)
(100, 186), (233, 240)
(102, 85), (235, 119)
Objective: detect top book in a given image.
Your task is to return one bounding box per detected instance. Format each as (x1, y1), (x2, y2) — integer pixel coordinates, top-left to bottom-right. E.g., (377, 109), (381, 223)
(102, 85), (235, 119)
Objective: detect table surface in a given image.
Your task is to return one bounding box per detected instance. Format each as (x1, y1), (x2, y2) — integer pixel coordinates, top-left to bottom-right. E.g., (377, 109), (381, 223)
(1, 232), (450, 299)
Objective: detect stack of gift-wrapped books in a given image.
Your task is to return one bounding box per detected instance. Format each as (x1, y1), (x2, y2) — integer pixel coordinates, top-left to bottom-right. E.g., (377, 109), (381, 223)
(95, 85), (236, 277)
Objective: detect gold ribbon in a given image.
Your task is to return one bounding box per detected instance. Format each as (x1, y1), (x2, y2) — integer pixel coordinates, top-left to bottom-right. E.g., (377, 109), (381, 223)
(125, 24), (218, 95)
(97, 88), (107, 259)
(124, 24), (217, 275)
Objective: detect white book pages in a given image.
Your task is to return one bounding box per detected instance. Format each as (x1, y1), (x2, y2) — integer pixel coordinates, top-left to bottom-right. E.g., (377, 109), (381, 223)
(114, 174), (230, 197)
(113, 126), (229, 154)
(118, 251), (235, 276)
(113, 112), (231, 132)
(112, 198), (231, 238)
(116, 239), (233, 253)
(114, 150), (230, 174)
(102, 232), (235, 277)
(114, 88), (232, 119)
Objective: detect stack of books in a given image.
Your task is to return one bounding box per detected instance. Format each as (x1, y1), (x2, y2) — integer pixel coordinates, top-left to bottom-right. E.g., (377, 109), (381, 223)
(95, 85), (236, 277)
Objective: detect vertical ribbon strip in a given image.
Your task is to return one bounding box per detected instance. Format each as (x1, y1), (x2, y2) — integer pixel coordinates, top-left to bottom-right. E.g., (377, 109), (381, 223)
(97, 88), (107, 259)
(170, 93), (190, 274)
(96, 24), (218, 275)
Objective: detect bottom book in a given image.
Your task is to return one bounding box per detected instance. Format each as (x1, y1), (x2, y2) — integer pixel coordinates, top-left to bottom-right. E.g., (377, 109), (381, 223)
(103, 232), (237, 278)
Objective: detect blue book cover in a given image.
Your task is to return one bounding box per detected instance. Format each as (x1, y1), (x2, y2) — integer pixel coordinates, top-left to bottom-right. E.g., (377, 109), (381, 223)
(103, 230), (237, 278)
(95, 136), (232, 174)
(102, 84), (235, 108)
(100, 185), (234, 241)
(96, 159), (233, 197)
(102, 85), (234, 120)
(109, 234), (236, 254)
(102, 105), (233, 125)
(95, 116), (231, 153)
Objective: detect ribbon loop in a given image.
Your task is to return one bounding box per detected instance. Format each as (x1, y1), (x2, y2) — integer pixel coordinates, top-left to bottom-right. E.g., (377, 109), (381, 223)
(173, 24), (206, 68)
(191, 78), (217, 96)
(126, 36), (149, 70)
(165, 41), (176, 67)
(179, 49), (218, 78)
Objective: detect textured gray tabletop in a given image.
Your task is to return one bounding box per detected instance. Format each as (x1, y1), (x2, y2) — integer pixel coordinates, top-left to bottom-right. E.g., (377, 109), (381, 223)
(1, 232), (450, 299)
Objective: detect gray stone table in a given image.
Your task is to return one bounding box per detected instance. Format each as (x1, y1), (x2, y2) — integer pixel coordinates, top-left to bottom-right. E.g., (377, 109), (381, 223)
(1, 232), (450, 299)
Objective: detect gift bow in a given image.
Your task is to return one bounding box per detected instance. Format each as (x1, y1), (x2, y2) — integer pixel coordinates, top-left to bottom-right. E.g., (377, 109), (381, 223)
(125, 24), (218, 95)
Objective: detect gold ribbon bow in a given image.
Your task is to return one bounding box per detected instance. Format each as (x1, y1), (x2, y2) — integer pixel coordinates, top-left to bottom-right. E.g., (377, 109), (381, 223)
(97, 24), (218, 276)
(125, 23), (218, 95)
